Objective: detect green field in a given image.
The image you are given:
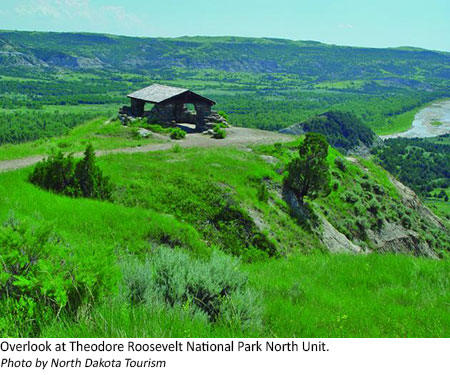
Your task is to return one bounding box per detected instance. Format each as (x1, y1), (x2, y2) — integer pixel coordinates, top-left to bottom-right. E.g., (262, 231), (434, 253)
(0, 117), (163, 161)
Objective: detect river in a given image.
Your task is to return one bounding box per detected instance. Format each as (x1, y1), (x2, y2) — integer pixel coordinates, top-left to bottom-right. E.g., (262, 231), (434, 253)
(381, 100), (450, 139)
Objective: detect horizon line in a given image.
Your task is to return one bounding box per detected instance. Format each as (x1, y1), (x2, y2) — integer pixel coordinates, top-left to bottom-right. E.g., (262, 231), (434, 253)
(1, 28), (449, 54)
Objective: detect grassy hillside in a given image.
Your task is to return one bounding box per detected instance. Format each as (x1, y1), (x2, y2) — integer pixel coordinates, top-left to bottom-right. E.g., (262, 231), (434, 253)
(280, 111), (377, 153)
(0, 132), (449, 337)
(1, 31), (448, 82)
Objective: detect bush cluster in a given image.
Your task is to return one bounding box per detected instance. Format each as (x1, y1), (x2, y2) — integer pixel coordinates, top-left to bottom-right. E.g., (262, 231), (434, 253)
(334, 157), (347, 172)
(213, 124), (226, 139)
(120, 248), (262, 329)
(0, 218), (118, 336)
(29, 145), (112, 200)
(170, 128), (187, 140)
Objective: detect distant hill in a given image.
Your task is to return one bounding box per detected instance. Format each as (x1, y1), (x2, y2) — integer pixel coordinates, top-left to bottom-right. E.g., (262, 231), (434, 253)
(0, 30), (449, 89)
(0, 30), (449, 134)
(280, 111), (378, 153)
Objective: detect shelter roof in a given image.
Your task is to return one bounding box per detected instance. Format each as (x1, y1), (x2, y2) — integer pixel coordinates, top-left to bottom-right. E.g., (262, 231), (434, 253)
(127, 84), (214, 105)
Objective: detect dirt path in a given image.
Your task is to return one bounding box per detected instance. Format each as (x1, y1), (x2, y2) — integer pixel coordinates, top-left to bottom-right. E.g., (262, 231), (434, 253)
(0, 127), (294, 173)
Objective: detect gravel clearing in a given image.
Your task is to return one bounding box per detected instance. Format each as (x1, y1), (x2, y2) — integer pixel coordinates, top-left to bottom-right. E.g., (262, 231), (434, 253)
(0, 127), (294, 173)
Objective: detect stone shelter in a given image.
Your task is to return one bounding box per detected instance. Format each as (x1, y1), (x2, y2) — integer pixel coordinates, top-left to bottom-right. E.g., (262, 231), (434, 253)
(120, 84), (226, 130)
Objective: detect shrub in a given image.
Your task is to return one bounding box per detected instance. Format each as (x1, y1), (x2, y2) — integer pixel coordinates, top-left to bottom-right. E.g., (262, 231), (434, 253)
(401, 215), (412, 229)
(375, 213), (385, 230)
(213, 124), (226, 139)
(343, 191), (359, 204)
(361, 180), (373, 191)
(0, 218), (118, 337)
(210, 198), (277, 261)
(120, 248), (261, 329)
(73, 144), (112, 200)
(218, 110), (229, 122)
(353, 200), (364, 215)
(257, 183), (269, 202)
(334, 157), (347, 172)
(170, 128), (186, 140)
(171, 144), (182, 153)
(332, 180), (340, 191)
(355, 217), (369, 238)
(273, 143), (283, 154)
(29, 145), (112, 200)
(29, 151), (76, 195)
(368, 198), (381, 215)
(372, 183), (385, 196)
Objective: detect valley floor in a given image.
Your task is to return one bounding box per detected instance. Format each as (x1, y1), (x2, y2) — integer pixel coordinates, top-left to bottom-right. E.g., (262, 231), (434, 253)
(381, 99), (450, 139)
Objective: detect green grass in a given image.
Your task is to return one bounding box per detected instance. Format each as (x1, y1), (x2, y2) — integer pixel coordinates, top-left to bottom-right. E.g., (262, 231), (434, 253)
(245, 253), (450, 337)
(0, 104), (118, 114)
(42, 303), (258, 338)
(42, 251), (450, 338)
(424, 186), (450, 219)
(0, 117), (164, 161)
(378, 107), (421, 135)
(426, 195), (450, 220)
(0, 144), (449, 337)
(0, 167), (208, 257)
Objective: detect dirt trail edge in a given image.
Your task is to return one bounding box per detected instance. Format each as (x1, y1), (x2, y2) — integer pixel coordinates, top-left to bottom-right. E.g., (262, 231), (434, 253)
(0, 127), (294, 173)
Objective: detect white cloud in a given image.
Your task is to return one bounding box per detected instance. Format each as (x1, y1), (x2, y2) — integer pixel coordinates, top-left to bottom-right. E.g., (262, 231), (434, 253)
(15, 0), (83, 17)
(338, 24), (354, 29)
(14, 0), (145, 29)
(99, 5), (145, 26)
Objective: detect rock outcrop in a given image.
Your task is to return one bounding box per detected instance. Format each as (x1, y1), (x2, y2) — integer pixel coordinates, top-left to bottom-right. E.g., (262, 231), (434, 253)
(388, 176), (445, 230)
(367, 221), (437, 258)
(320, 215), (362, 254)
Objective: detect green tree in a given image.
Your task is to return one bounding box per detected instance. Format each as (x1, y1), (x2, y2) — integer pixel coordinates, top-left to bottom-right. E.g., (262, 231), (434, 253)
(284, 133), (331, 203)
(74, 144), (112, 200)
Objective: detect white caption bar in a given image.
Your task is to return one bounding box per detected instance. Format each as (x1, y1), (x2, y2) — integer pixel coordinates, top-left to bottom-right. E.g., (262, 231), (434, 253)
(0, 338), (448, 375)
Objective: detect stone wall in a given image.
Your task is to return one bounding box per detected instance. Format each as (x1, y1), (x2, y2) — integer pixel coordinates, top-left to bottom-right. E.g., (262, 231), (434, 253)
(119, 100), (228, 130)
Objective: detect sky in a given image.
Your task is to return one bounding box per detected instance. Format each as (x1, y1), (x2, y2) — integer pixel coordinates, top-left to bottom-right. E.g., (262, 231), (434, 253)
(0, 0), (449, 51)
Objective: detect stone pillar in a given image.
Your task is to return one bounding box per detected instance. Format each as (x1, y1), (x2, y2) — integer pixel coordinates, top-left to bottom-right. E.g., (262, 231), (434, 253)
(194, 103), (213, 130)
(174, 104), (186, 123)
(130, 99), (145, 117)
